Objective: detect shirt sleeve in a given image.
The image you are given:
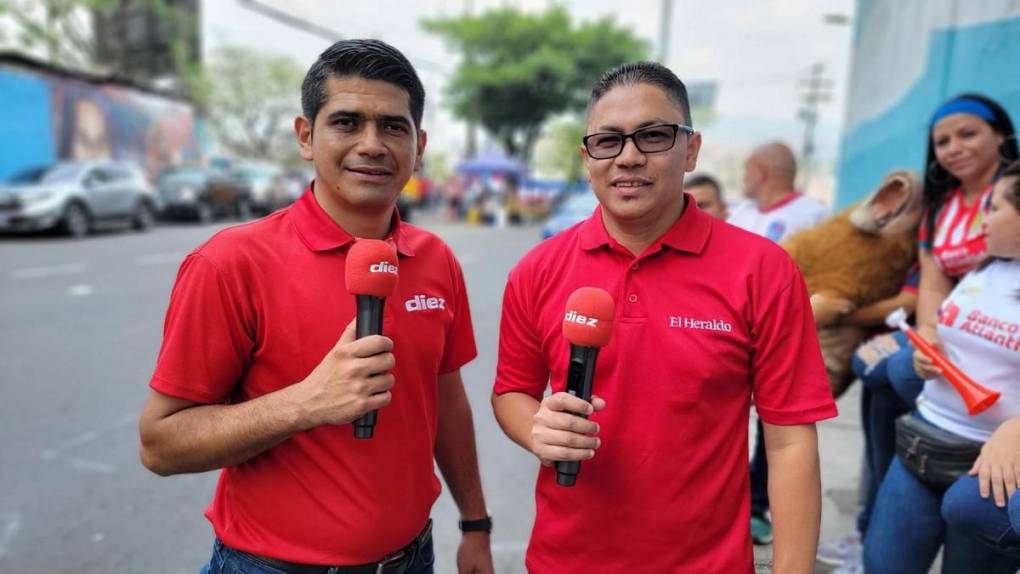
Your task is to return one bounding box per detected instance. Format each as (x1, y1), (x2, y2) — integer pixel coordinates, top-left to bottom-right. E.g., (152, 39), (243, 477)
(493, 267), (550, 400)
(149, 252), (255, 403)
(438, 249), (478, 375)
(750, 254), (838, 425)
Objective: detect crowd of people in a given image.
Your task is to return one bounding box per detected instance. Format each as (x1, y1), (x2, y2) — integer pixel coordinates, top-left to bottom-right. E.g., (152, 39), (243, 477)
(136, 37), (1019, 574)
(688, 94), (1019, 573)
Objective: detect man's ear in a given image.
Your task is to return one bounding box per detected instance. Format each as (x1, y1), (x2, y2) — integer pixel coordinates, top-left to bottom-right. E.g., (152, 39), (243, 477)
(414, 128), (428, 172)
(684, 131), (702, 172)
(295, 116), (314, 161)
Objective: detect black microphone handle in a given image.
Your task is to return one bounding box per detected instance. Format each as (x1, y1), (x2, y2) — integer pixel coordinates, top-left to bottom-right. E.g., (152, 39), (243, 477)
(556, 344), (599, 486)
(353, 295), (385, 439)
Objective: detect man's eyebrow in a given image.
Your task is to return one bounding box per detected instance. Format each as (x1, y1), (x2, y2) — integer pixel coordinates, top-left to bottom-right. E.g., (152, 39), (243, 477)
(325, 110), (411, 126)
(594, 118), (672, 132)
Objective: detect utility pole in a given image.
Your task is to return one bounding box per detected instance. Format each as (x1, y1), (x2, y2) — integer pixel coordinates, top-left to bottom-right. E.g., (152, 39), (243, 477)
(658, 0), (673, 64)
(797, 62), (832, 188)
(463, 0), (478, 158)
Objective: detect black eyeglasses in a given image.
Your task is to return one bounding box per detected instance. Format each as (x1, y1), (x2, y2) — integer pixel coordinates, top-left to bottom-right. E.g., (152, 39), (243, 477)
(582, 123), (694, 160)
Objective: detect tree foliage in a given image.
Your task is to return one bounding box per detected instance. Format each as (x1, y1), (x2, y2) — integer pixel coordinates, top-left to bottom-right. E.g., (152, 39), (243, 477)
(0, 0), (112, 67)
(204, 46), (304, 161)
(423, 7), (647, 161)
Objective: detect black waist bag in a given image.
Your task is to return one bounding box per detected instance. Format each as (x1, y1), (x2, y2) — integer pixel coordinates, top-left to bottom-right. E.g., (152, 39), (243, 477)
(894, 413), (983, 490)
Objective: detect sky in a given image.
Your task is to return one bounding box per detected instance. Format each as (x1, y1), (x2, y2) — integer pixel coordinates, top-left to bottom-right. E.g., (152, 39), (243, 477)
(203, 0), (857, 194)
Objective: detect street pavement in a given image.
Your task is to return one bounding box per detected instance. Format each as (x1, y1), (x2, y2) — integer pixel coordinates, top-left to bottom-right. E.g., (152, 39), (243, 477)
(0, 210), (868, 573)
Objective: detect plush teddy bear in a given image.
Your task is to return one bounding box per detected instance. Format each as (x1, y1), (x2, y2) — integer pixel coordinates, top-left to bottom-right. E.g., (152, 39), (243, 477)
(782, 170), (922, 398)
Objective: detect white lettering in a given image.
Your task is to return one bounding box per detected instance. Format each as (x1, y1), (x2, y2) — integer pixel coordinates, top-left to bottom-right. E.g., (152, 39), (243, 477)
(668, 315), (733, 332)
(369, 261), (398, 274)
(405, 294), (446, 312)
(563, 310), (599, 328)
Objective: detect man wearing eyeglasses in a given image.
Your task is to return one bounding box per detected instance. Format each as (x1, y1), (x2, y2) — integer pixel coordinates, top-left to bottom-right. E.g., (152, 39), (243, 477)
(491, 61), (837, 573)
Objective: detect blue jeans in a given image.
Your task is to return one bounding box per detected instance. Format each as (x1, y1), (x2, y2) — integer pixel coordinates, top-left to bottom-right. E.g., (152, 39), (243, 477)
(199, 537), (436, 574)
(863, 457), (1020, 574)
(851, 331), (923, 535)
(1012, 491), (1020, 538)
(749, 418), (768, 517)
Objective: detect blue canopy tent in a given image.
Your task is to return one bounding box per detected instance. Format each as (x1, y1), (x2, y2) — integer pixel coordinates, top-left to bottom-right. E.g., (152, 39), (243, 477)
(456, 150), (529, 178)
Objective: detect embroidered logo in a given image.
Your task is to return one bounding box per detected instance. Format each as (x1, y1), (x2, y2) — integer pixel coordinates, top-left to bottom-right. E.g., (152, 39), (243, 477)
(405, 294), (446, 312)
(668, 316), (733, 332)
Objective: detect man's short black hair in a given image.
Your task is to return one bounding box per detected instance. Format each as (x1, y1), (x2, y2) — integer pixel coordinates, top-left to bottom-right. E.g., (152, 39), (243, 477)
(588, 61), (692, 126)
(684, 173), (722, 200)
(301, 39), (425, 130)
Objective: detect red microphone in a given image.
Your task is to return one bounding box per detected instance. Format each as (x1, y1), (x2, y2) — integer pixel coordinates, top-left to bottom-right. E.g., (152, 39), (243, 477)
(345, 239), (399, 439)
(557, 287), (615, 486)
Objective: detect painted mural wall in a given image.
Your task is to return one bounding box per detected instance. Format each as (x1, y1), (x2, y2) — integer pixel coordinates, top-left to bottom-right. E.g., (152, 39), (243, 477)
(835, 0), (1020, 208)
(0, 60), (202, 183)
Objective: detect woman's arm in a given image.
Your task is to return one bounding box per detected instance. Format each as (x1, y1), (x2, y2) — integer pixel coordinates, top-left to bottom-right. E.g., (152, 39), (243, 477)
(914, 249), (954, 344)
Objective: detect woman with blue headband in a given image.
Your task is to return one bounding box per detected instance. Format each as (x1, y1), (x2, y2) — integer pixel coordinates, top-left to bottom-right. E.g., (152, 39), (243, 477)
(916, 94), (1018, 353)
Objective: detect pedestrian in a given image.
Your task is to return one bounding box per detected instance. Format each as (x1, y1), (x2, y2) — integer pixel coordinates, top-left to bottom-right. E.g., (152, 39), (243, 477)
(728, 140), (829, 544)
(491, 61), (837, 573)
(139, 39), (494, 574)
(683, 172), (728, 219)
(863, 160), (1020, 574)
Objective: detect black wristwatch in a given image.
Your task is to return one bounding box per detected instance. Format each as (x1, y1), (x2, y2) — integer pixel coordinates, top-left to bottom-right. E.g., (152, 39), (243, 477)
(458, 515), (493, 534)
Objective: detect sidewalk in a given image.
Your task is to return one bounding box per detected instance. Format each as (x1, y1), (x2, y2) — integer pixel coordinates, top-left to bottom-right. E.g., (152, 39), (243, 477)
(752, 382), (865, 574)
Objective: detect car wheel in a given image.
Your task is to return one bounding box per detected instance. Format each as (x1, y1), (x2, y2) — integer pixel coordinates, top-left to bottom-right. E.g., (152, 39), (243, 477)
(62, 202), (91, 238)
(195, 201), (214, 224)
(132, 201), (156, 231)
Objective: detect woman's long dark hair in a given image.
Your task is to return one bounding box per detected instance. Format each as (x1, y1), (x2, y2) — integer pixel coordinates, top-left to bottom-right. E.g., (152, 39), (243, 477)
(921, 93), (1019, 249)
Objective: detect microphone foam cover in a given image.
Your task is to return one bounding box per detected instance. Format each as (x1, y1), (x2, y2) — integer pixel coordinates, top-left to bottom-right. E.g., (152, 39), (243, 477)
(562, 287), (615, 348)
(345, 239), (399, 297)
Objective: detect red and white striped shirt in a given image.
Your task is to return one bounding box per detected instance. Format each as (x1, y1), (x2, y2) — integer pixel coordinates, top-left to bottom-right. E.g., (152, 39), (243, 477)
(918, 186), (991, 278)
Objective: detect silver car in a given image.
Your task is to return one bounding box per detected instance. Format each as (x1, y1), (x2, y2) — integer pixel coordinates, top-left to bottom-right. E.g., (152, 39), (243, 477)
(0, 161), (160, 238)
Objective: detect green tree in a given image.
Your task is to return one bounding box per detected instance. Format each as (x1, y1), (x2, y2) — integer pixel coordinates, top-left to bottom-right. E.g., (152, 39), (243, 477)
(204, 46), (305, 161)
(424, 7), (647, 161)
(0, 0), (205, 102)
(533, 118), (586, 182)
(0, 0), (111, 67)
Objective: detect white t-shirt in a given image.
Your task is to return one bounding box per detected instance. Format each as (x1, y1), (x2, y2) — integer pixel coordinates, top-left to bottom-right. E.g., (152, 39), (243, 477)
(917, 260), (1020, 442)
(727, 192), (828, 243)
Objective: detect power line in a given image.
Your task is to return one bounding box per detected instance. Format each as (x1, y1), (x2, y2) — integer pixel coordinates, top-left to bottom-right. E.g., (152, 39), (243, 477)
(235, 0), (451, 76)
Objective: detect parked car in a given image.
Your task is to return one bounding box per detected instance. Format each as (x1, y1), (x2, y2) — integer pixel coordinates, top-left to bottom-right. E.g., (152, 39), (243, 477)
(540, 191), (599, 239)
(266, 168), (313, 213)
(157, 166), (252, 223)
(0, 161), (159, 238)
(228, 163), (283, 214)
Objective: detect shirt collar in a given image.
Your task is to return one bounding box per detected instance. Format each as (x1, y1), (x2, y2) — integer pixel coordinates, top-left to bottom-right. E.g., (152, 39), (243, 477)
(290, 182), (415, 256)
(578, 192), (712, 255)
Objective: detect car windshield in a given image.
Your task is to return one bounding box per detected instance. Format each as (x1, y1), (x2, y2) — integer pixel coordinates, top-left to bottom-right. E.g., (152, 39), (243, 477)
(233, 166), (276, 182)
(561, 193), (598, 215)
(7, 164), (83, 184)
(158, 169), (206, 186)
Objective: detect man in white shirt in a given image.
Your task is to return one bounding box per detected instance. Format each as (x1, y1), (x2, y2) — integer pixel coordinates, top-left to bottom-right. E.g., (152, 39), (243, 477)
(728, 141), (829, 544)
(729, 142), (828, 243)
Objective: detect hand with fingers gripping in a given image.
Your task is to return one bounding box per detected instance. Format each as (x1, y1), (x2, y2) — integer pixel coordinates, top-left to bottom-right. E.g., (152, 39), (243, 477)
(530, 392), (606, 466)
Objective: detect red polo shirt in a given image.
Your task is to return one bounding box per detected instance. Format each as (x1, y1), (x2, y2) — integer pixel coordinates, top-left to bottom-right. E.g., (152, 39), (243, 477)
(149, 187), (476, 564)
(494, 196), (836, 573)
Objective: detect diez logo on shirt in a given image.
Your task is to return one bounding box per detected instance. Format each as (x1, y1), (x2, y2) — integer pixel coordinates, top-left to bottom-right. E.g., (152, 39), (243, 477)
(564, 310), (599, 327)
(369, 261), (398, 274)
(668, 316), (733, 332)
(405, 294), (446, 312)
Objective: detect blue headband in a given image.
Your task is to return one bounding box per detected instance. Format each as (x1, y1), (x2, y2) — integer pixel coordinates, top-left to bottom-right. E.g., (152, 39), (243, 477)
(931, 98), (998, 127)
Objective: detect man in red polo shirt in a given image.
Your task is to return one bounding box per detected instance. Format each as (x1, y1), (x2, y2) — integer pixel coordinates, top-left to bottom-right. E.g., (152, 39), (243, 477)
(492, 62), (837, 573)
(139, 40), (493, 574)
